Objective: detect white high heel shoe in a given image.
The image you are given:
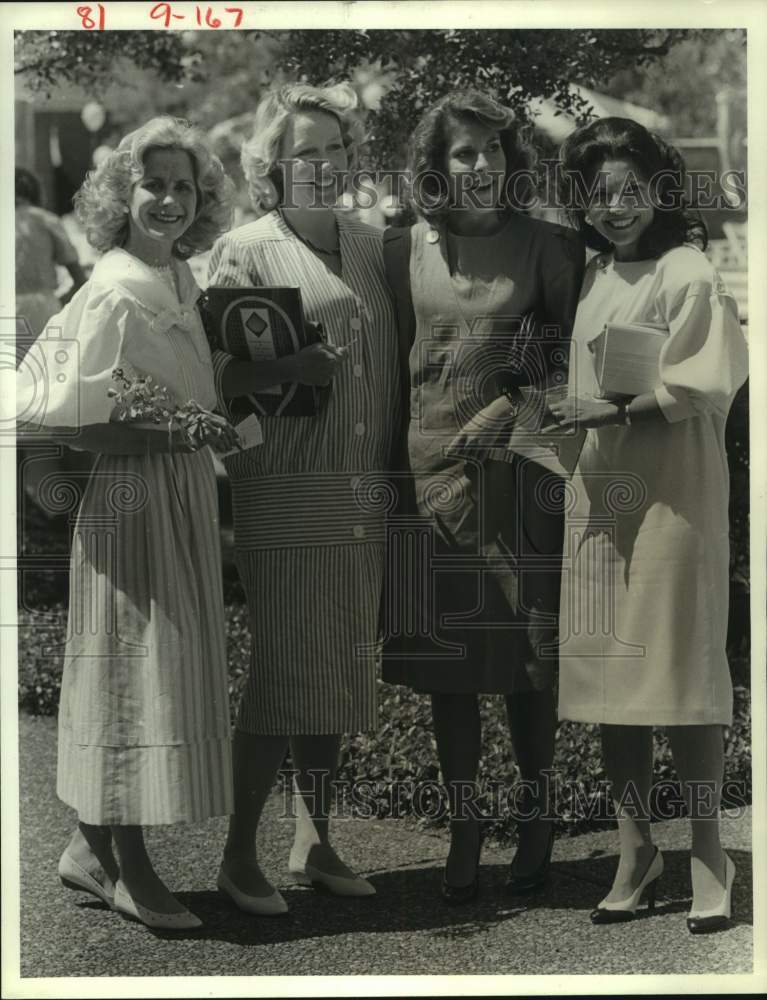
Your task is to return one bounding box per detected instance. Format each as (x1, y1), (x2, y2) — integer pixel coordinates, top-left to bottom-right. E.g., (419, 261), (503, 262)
(217, 866), (288, 916)
(113, 880), (202, 930)
(288, 850), (375, 897)
(687, 853), (736, 934)
(590, 848), (664, 924)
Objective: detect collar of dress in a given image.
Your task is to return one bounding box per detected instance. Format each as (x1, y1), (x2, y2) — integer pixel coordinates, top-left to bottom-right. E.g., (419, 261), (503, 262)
(94, 248), (201, 335)
(270, 207), (354, 245)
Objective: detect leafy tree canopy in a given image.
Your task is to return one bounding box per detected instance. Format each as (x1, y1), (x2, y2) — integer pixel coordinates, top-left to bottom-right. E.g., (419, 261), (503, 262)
(16, 27), (699, 168)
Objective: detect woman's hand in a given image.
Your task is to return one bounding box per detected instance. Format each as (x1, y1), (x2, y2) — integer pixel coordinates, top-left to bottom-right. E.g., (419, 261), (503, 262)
(284, 342), (347, 387)
(447, 395), (518, 458)
(545, 395), (620, 432)
(181, 409), (242, 454)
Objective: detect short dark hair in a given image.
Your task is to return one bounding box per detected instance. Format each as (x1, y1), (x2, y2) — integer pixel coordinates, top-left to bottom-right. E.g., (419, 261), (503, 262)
(406, 89), (537, 222)
(15, 167), (41, 206)
(558, 116), (707, 257)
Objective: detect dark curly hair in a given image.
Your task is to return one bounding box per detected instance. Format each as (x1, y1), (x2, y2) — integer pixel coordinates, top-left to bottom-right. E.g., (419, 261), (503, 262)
(406, 89), (537, 222)
(16, 167), (41, 206)
(558, 116), (707, 257)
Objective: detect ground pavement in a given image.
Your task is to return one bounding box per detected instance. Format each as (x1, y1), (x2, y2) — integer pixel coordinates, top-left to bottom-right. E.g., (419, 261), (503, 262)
(11, 714), (755, 984)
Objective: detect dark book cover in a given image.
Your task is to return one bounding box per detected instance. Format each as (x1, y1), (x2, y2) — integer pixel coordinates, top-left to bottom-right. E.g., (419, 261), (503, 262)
(202, 286), (324, 417)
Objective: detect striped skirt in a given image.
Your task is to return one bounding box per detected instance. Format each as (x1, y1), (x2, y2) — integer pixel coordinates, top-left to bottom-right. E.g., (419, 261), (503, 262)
(56, 449), (233, 826)
(235, 544), (383, 735)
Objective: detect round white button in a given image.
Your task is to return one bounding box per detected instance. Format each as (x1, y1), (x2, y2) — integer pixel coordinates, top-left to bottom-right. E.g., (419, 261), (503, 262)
(353, 364), (362, 377)
(350, 318), (362, 331)
(353, 525), (365, 539)
(354, 422), (365, 436)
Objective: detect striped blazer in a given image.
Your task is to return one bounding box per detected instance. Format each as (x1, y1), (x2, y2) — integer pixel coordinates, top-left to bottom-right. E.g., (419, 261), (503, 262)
(205, 210), (403, 550)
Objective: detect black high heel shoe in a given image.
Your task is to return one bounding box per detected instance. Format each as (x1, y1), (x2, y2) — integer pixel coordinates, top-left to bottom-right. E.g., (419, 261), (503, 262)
(505, 822), (555, 895)
(686, 853), (735, 934)
(441, 829), (482, 905)
(590, 847), (663, 924)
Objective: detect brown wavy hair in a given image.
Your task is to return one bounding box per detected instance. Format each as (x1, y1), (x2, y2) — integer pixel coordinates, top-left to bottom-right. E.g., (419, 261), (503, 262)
(406, 89), (537, 222)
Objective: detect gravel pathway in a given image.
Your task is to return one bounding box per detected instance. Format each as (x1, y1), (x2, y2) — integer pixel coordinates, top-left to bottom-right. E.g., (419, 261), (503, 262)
(12, 714), (754, 983)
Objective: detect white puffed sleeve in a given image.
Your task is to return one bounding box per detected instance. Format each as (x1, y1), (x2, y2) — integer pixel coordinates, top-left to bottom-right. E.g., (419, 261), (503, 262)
(16, 284), (133, 430)
(655, 271), (749, 423)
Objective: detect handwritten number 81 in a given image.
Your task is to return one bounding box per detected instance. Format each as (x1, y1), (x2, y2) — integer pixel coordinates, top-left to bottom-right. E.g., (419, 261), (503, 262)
(77, 4), (105, 29)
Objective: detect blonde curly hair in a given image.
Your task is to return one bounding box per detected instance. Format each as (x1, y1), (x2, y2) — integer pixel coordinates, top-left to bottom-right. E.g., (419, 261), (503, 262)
(75, 116), (234, 259)
(240, 82), (364, 211)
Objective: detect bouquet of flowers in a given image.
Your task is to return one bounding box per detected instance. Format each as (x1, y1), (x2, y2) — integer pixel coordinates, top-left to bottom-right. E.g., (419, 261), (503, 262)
(108, 367), (226, 451)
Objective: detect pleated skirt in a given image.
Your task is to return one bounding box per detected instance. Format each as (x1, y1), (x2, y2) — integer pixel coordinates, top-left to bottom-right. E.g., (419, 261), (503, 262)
(56, 449), (233, 826)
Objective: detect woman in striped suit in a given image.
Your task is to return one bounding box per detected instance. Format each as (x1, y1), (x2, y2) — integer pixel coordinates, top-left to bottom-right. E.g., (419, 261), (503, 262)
(205, 84), (401, 913)
(16, 118), (239, 929)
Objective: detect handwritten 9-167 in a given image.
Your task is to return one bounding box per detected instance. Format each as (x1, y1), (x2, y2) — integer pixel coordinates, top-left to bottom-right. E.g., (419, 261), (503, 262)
(76, 3), (245, 30)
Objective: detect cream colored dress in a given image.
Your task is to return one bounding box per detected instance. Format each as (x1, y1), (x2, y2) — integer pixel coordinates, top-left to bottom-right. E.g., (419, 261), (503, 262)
(557, 245), (748, 726)
(18, 248), (233, 825)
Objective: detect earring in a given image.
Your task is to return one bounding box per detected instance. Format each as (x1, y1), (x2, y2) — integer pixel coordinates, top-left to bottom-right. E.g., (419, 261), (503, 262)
(122, 206), (129, 214)
(584, 213), (593, 226)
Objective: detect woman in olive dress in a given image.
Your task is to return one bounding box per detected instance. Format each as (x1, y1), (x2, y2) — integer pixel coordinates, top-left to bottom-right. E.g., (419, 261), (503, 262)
(382, 90), (585, 902)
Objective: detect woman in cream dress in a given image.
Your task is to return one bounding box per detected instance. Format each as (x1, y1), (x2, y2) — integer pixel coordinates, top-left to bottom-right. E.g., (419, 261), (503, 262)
(551, 118), (748, 933)
(17, 118), (238, 929)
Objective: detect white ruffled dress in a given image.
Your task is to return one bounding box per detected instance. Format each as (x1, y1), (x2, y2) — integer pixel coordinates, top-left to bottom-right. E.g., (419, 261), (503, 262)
(18, 248), (233, 825)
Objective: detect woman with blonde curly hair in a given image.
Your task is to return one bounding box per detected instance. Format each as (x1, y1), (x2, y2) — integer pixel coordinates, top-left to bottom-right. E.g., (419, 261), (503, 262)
(17, 116), (240, 929)
(204, 82), (402, 913)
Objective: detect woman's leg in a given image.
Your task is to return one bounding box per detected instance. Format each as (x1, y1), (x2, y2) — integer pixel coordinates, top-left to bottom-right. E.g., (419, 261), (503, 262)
(62, 822), (119, 894)
(111, 825), (187, 913)
(64, 823), (118, 876)
(431, 693), (482, 887)
(289, 734), (356, 877)
(600, 724), (656, 902)
(505, 688), (556, 874)
(666, 724), (728, 912)
(221, 729), (289, 894)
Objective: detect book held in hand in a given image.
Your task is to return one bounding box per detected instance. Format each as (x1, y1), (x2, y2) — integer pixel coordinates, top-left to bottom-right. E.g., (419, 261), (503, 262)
(588, 322), (668, 398)
(203, 286), (323, 417)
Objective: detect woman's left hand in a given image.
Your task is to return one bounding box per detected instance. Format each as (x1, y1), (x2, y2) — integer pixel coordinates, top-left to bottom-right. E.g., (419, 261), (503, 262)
(182, 408), (243, 453)
(545, 395), (619, 432)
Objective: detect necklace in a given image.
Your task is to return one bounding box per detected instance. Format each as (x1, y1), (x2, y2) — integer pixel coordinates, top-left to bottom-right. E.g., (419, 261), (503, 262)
(278, 209), (340, 256)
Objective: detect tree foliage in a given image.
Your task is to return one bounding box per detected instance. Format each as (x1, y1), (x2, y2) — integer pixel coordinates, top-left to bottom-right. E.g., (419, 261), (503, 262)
(255, 28), (697, 166)
(602, 29), (746, 137)
(14, 30), (187, 93)
(15, 27), (698, 169)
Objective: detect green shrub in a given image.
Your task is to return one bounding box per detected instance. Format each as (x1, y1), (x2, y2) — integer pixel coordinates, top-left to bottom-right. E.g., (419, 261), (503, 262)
(17, 601), (751, 839)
